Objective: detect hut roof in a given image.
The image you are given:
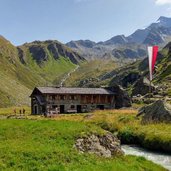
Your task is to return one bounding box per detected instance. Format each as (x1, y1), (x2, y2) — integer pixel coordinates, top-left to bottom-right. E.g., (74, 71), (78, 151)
(35, 87), (115, 95)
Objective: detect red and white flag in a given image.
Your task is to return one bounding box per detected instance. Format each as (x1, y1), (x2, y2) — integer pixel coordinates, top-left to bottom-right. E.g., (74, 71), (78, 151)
(148, 46), (158, 81)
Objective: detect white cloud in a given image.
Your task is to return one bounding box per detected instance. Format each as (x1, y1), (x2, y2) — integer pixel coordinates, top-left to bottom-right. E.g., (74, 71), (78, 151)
(155, 0), (171, 5)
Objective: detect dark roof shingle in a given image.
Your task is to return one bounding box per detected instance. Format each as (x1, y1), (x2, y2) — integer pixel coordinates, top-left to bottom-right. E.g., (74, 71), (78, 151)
(36, 87), (115, 95)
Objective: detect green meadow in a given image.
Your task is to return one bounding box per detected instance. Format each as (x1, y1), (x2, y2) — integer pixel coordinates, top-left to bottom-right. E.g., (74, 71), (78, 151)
(0, 119), (166, 171)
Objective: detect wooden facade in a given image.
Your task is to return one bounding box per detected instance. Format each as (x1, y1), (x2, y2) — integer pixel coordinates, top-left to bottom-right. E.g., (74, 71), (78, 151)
(30, 87), (116, 115)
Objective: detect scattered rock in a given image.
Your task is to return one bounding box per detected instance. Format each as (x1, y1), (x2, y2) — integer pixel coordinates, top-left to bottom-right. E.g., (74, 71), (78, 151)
(107, 85), (132, 108)
(132, 77), (155, 96)
(138, 100), (171, 123)
(75, 133), (124, 157)
(83, 114), (94, 119)
(7, 114), (26, 119)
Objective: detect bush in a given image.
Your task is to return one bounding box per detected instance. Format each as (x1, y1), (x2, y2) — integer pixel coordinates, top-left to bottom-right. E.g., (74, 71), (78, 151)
(118, 127), (139, 144)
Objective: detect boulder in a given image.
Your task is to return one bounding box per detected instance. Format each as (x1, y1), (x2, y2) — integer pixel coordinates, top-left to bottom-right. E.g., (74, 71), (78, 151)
(132, 77), (155, 96)
(138, 100), (171, 123)
(107, 85), (132, 108)
(75, 133), (124, 158)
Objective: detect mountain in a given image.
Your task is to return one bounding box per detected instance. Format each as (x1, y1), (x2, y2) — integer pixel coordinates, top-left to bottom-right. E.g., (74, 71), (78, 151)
(0, 36), (85, 107)
(65, 40), (171, 97)
(67, 40), (96, 48)
(102, 35), (128, 45)
(66, 16), (171, 60)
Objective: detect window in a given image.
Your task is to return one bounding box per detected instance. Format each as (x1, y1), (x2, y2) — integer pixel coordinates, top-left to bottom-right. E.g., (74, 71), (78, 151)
(52, 105), (58, 109)
(71, 105), (75, 109)
(60, 95), (65, 100)
(49, 95), (52, 100)
(70, 95), (76, 100)
(52, 95), (56, 100)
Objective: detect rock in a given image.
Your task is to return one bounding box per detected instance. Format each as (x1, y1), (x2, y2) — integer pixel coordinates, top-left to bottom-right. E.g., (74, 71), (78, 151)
(107, 85), (132, 108)
(138, 100), (171, 123)
(19, 40), (85, 65)
(132, 77), (155, 96)
(75, 133), (124, 157)
(122, 72), (141, 87)
(83, 114), (94, 119)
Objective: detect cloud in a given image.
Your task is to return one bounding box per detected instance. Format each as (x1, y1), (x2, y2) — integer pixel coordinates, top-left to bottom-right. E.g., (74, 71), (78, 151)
(155, 0), (171, 5)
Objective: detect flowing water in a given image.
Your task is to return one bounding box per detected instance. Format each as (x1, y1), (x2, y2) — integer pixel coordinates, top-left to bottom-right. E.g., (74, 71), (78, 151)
(122, 145), (171, 171)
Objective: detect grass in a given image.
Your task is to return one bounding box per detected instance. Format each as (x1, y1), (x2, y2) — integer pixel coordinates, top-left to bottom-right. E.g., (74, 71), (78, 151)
(53, 109), (171, 153)
(65, 59), (118, 87)
(1, 106), (171, 154)
(0, 119), (166, 171)
(0, 106), (31, 115)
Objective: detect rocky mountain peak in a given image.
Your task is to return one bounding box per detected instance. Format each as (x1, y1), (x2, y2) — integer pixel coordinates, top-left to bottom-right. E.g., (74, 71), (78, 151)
(66, 40), (96, 49)
(104, 35), (128, 45)
(157, 16), (171, 27)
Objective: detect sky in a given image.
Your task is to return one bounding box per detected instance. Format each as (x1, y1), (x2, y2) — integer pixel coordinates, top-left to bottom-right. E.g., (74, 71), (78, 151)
(1, 0), (171, 45)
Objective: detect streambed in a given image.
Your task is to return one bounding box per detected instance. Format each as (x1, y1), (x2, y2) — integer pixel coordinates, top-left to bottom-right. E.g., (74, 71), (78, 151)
(122, 145), (171, 171)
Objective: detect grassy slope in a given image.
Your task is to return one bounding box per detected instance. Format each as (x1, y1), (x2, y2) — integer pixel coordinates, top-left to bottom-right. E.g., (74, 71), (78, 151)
(20, 43), (76, 85)
(0, 119), (165, 171)
(0, 37), (47, 107)
(65, 59), (118, 87)
(153, 47), (171, 95)
(0, 37), (77, 107)
(0, 37), (38, 106)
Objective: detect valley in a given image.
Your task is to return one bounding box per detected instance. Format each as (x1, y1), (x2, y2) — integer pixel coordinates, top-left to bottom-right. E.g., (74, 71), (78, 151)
(1, 14), (171, 171)
(1, 16), (171, 107)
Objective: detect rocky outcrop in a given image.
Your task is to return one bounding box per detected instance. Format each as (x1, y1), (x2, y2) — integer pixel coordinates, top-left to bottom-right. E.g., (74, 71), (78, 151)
(132, 77), (155, 96)
(112, 48), (146, 59)
(122, 72), (141, 87)
(138, 100), (171, 123)
(18, 40), (85, 65)
(107, 85), (132, 108)
(75, 133), (124, 157)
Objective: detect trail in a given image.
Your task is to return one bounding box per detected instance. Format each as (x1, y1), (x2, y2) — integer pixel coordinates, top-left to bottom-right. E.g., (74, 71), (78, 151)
(60, 65), (79, 87)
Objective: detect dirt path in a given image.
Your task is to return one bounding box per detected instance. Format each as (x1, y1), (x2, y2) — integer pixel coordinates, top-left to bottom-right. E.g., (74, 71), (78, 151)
(60, 65), (79, 87)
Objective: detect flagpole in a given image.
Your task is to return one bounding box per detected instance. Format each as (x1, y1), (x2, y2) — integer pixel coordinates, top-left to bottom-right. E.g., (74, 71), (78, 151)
(149, 79), (152, 96)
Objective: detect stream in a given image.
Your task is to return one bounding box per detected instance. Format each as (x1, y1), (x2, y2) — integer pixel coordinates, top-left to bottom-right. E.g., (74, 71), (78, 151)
(122, 145), (171, 171)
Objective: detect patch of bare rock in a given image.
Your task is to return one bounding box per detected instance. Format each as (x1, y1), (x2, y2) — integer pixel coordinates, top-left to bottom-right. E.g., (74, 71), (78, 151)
(75, 133), (124, 158)
(138, 100), (171, 123)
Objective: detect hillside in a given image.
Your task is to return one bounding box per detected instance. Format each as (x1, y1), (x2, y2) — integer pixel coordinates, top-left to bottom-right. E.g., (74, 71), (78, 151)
(0, 36), (85, 107)
(18, 40), (85, 84)
(65, 59), (119, 87)
(65, 41), (171, 97)
(0, 36), (45, 107)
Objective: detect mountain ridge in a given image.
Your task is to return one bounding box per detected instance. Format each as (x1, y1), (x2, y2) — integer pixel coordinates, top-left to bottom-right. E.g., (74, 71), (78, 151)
(66, 16), (171, 60)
